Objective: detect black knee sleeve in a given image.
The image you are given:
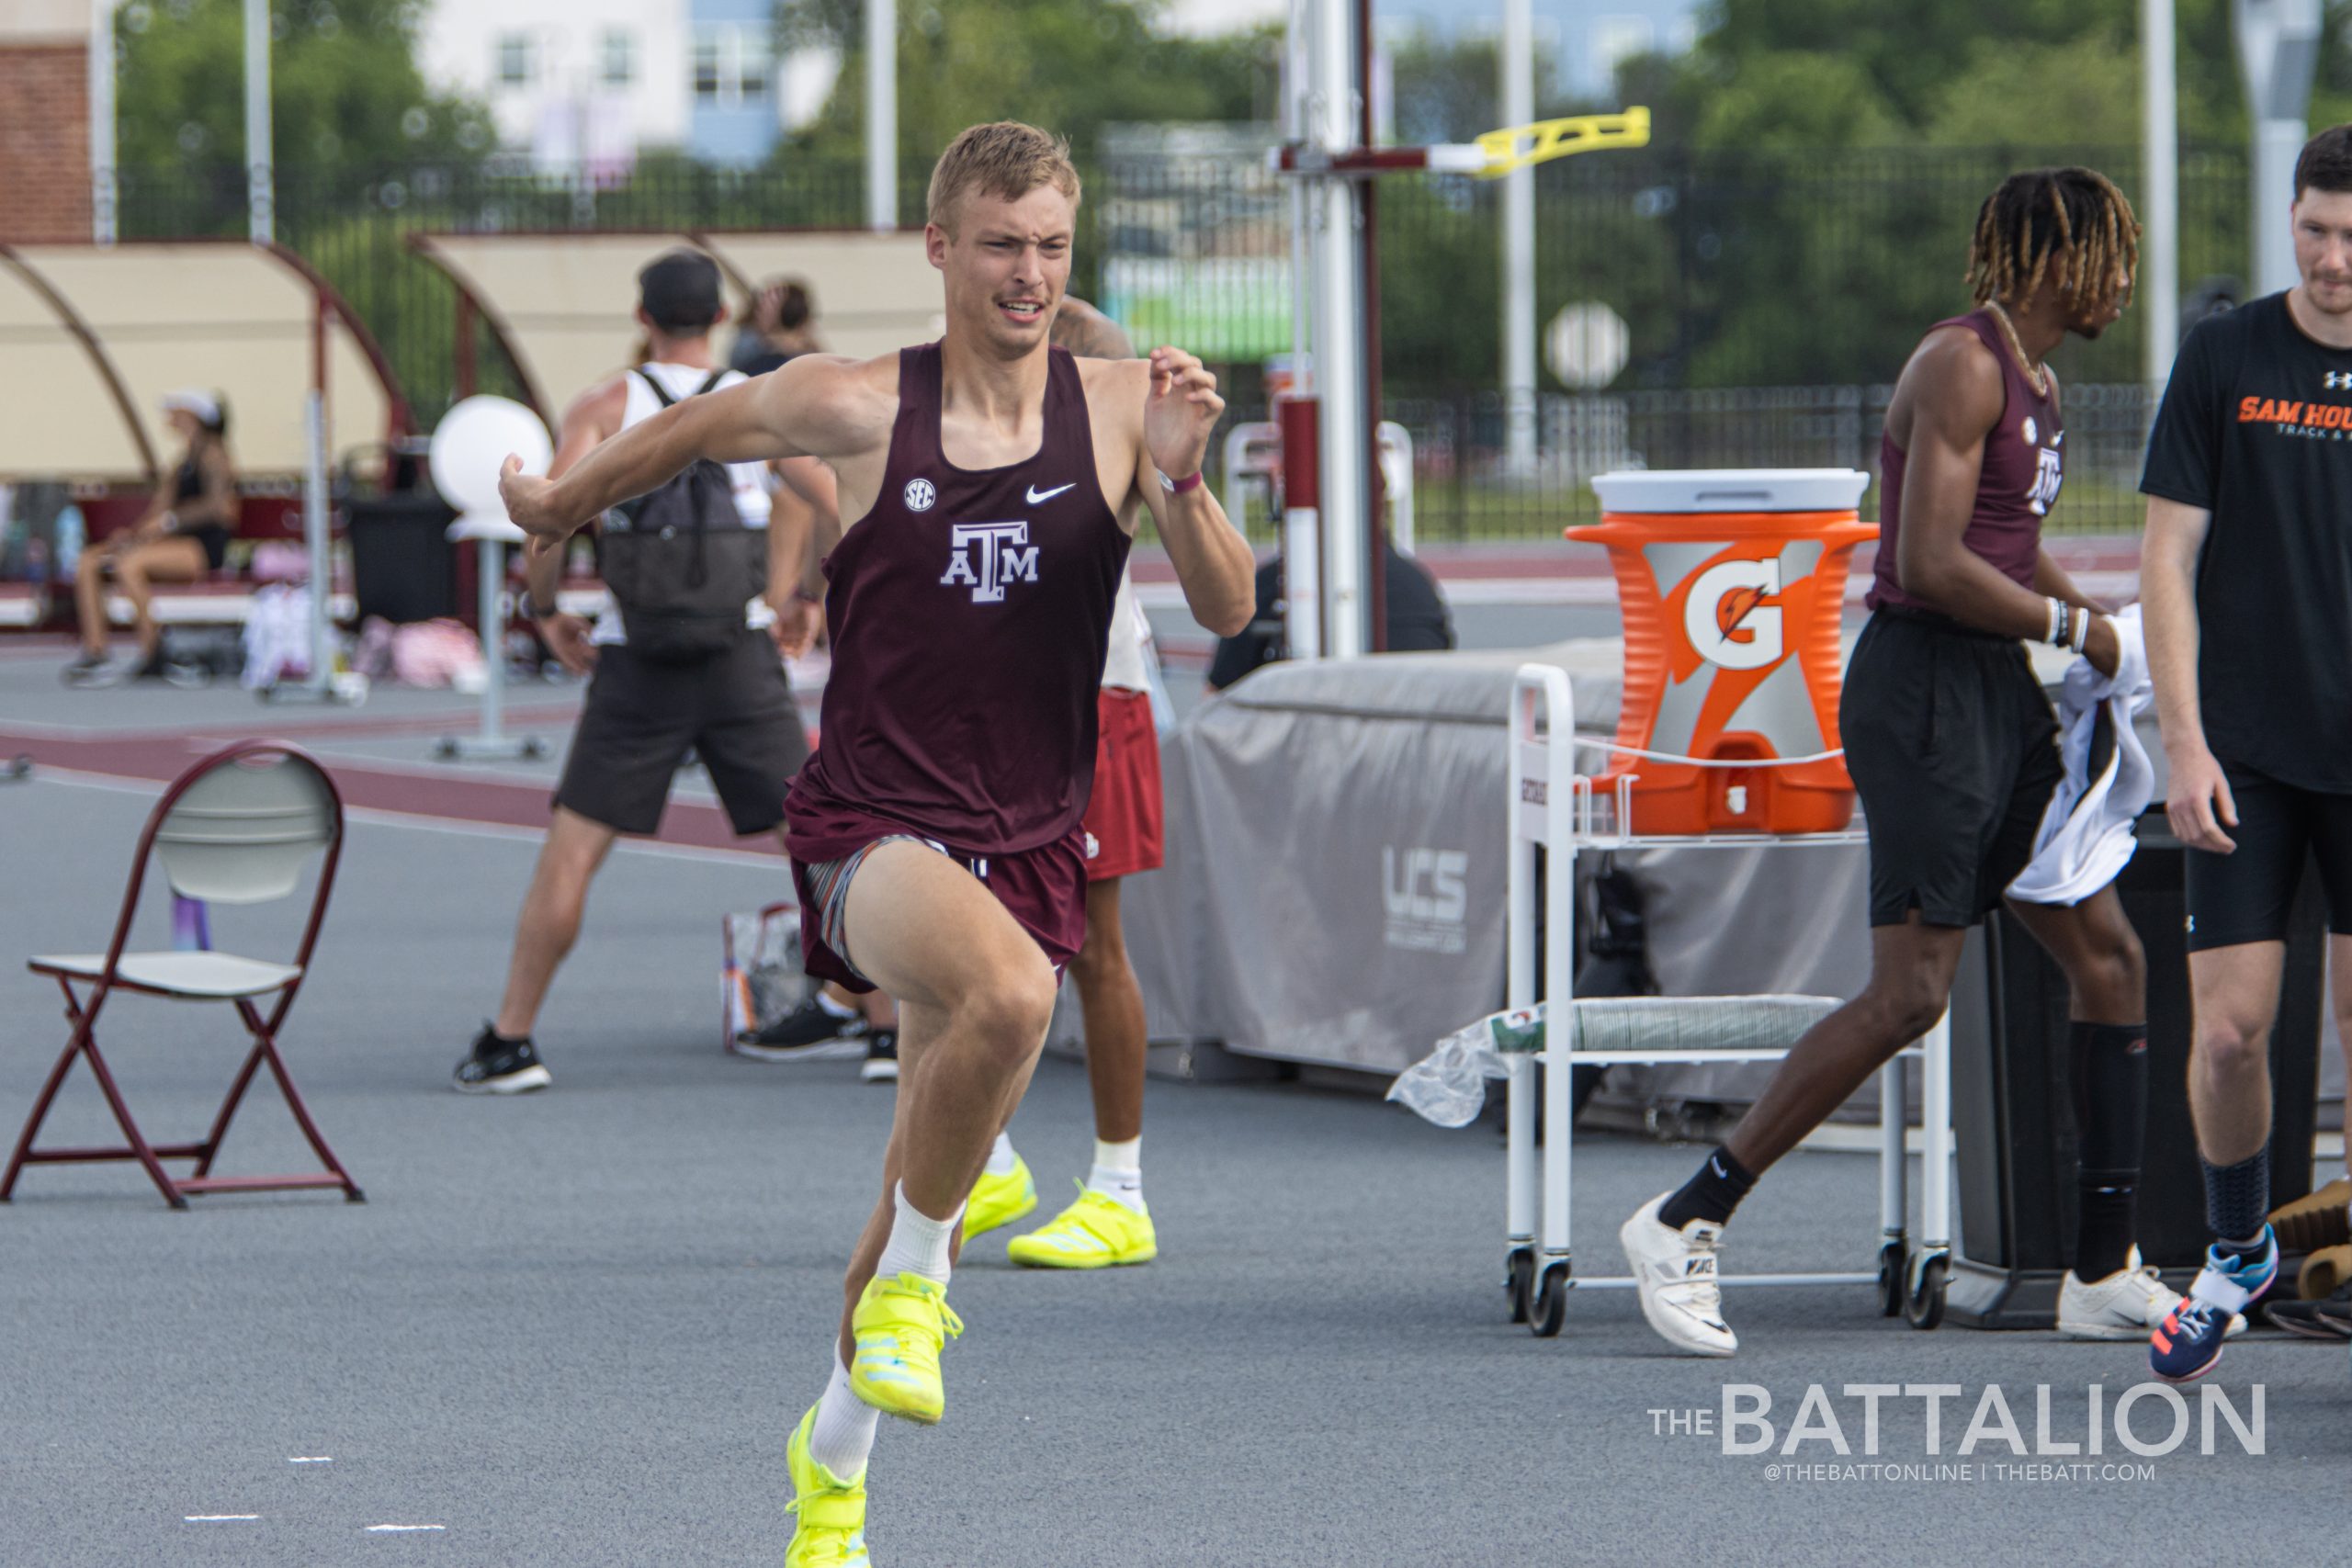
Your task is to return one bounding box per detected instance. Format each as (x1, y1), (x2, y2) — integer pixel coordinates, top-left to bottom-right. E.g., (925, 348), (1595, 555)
(2071, 1021), (2148, 1179)
(2070, 1022), (2147, 1278)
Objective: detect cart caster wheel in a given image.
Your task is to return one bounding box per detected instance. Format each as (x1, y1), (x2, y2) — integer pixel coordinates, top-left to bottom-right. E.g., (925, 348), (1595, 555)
(1876, 1240), (1905, 1318)
(1505, 1247), (1534, 1325)
(432, 737), (459, 761)
(522, 737), (548, 761)
(1530, 1260), (1570, 1338)
(255, 685), (277, 705)
(1905, 1251), (1948, 1331)
(4, 755), (29, 782)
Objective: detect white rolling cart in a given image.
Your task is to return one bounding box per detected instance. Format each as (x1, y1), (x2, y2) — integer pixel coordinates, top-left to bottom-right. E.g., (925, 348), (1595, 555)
(1502, 663), (1954, 1337)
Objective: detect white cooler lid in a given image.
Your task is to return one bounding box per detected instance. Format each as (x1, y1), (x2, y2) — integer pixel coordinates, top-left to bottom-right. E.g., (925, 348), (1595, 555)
(1589, 468), (1870, 514)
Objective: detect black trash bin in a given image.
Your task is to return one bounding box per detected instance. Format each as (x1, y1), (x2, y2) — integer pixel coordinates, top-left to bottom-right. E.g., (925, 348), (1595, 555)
(348, 491), (458, 625)
(1944, 811), (2324, 1328)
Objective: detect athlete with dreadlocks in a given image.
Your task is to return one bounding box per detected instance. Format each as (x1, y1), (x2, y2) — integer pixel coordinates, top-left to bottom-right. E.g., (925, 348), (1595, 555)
(2142, 125), (2352, 1380)
(1619, 167), (2205, 1356)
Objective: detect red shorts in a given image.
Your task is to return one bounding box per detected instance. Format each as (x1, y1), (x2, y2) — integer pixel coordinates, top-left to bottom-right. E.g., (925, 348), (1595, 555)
(785, 791), (1088, 995)
(1081, 687), (1164, 883)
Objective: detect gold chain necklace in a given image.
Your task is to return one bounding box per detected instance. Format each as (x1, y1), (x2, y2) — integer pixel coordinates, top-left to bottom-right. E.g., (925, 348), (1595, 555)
(1984, 299), (2051, 400)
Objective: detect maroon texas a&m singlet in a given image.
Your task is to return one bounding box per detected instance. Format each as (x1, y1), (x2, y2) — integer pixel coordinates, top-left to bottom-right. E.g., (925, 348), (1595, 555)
(785, 344), (1130, 863)
(1870, 309), (2064, 612)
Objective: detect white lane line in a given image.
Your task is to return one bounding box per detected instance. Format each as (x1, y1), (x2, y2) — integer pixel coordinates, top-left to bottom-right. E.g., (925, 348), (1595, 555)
(288, 1456), (334, 1463)
(364, 1524), (447, 1532)
(185, 1514), (260, 1521)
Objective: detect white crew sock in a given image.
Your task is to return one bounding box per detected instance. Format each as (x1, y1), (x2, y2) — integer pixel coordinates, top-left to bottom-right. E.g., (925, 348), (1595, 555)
(875, 1181), (961, 1283)
(808, 1357), (878, 1480)
(1088, 1135), (1144, 1211)
(984, 1132), (1020, 1177)
(814, 988), (857, 1021)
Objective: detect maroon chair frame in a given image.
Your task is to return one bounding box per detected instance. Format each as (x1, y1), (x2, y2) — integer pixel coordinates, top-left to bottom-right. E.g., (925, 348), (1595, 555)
(3, 740), (363, 1209)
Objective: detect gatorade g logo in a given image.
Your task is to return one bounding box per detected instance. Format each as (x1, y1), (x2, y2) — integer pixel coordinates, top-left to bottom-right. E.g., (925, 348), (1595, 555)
(1683, 558), (1784, 671)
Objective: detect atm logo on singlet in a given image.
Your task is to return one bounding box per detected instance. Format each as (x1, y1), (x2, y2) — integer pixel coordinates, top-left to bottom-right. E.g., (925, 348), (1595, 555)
(940, 522), (1041, 603)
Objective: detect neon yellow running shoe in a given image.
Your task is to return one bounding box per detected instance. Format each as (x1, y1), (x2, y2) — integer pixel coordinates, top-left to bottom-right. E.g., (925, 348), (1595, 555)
(849, 1271), (962, 1425)
(1006, 1183), (1159, 1269)
(786, 1404), (871, 1567)
(960, 1155), (1037, 1243)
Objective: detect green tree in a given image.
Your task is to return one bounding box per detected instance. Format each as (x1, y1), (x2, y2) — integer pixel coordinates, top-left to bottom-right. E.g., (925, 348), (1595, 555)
(775, 0), (1275, 171)
(114, 0), (492, 173)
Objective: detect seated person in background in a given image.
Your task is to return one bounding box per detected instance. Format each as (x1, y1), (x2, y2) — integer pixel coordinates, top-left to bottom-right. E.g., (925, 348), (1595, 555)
(68, 389), (237, 686)
(1205, 536), (1453, 691)
(730, 276), (824, 378)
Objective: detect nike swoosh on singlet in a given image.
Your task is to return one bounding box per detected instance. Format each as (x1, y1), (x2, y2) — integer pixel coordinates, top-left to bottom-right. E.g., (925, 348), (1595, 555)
(1024, 482), (1076, 504)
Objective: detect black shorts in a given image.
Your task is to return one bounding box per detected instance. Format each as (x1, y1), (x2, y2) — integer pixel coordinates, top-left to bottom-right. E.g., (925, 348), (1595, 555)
(2183, 761), (2352, 951)
(1843, 609), (2063, 928)
(551, 635), (808, 837)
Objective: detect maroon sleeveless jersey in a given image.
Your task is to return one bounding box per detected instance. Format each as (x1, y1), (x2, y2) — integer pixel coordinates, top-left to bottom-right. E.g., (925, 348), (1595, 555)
(1869, 310), (2064, 612)
(785, 344), (1130, 861)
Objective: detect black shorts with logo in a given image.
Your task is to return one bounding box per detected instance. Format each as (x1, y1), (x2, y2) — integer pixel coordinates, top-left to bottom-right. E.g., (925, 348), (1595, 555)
(1842, 608), (2064, 928)
(2183, 761), (2352, 951)
(552, 633), (808, 837)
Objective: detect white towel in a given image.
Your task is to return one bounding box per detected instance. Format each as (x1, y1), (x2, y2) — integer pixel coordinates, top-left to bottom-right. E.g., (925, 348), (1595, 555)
(2008, 604), (2155, 907)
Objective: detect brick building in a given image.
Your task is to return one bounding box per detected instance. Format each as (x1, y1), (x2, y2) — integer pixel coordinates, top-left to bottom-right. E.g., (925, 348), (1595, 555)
(0, 1), (93, 244)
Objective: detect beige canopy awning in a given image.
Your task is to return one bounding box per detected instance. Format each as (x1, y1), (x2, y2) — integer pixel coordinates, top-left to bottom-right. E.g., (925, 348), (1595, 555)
(413, 229), (939, 419)
(0, 242), (410, 485)
(692, 231), (944, 363)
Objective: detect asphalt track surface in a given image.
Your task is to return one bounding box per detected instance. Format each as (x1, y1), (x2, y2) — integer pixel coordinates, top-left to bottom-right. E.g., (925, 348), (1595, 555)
(2, 632), (2346, 1565)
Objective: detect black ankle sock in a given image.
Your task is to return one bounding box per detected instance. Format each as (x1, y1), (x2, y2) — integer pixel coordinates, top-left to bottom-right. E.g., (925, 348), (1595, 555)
(1658, 1145), (1756, 1231)
(2201, 1149), (2271, 1250)
(2070, 1021), (2147, 1280)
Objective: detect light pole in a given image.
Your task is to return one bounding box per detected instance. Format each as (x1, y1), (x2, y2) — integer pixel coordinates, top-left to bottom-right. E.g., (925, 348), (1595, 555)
(243, 0), (273, 243)
(866, 0), (896, 232)
(2233, 0), (2321, 296)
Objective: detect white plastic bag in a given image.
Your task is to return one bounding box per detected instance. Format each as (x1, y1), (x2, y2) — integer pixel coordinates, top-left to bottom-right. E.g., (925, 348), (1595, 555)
(1385, 1006), (1544, 1128)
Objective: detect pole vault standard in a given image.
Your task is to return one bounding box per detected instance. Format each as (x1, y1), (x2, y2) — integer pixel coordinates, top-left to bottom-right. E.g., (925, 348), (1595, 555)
(1272, 0), (1646, 661)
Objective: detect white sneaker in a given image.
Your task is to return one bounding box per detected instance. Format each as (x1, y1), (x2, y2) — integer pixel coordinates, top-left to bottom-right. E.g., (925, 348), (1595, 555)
(1620, 1192), (1737, 1357)
(2058, 1247), (2245, 1341)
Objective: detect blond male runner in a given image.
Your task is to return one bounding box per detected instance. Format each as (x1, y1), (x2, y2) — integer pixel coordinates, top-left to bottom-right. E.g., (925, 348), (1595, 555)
(961, 295), (1170, 1268)
(498, 124), (1253, 1564)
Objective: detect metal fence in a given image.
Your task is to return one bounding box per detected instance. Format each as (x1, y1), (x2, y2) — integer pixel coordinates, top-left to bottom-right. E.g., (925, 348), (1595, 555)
(110, 142), (2231, 538)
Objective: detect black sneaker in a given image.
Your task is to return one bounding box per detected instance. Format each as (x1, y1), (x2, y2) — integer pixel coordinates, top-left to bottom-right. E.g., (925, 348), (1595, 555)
(859, 1029), (899, 1083)
(453, 1024), (552, 1094)
(732, 994), (868, 1062)
(62, 651), (114, 688)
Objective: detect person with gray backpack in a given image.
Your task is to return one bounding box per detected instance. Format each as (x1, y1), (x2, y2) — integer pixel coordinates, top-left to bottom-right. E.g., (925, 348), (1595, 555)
(455, 249), (821, 1094)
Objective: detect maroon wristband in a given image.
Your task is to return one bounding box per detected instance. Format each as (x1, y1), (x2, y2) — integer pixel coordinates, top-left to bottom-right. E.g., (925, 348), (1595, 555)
(1159, 469), (1204, 496)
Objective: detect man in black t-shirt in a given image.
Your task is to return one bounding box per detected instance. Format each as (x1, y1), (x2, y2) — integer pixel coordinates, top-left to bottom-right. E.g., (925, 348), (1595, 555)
(2141, 123), (2352, 1382)
(1204, 541), (1453, 691)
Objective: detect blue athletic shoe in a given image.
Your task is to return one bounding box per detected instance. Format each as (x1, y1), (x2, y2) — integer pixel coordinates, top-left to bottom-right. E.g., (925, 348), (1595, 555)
(2151, 1228), (2278, 1384)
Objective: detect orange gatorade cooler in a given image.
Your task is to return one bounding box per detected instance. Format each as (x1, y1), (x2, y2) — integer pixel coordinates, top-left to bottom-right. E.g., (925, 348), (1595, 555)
(1569, 469), (1875, 836)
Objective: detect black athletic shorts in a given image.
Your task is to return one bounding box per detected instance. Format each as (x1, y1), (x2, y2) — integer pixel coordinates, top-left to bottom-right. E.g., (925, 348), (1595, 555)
(1842, 608), (2063, 928)
(2183, 761), (2352, 951)
(551, 634), (808, 837)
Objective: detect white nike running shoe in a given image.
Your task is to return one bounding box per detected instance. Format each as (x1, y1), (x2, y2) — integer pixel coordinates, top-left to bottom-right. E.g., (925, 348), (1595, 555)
(2059, 1247), (2245, 1342)
(1620, 1192), (1737, 1357)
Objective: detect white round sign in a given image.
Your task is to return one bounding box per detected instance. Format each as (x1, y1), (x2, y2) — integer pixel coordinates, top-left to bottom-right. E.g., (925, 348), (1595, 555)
(430, 395), (553, 517)
(1545, 301), (1631, 390)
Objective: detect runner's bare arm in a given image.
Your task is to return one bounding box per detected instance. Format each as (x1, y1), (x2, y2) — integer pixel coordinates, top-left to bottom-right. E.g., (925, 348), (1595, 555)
(522, 378), (625, 612)
(2142, 495), (2236, 852)
(501, 355), (891, 547)
(2028, 550), (2103, 614)
(1894, 332), (2116, 671)
(1132, 349), (1254, 637)
(775, 456), (842, 597)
